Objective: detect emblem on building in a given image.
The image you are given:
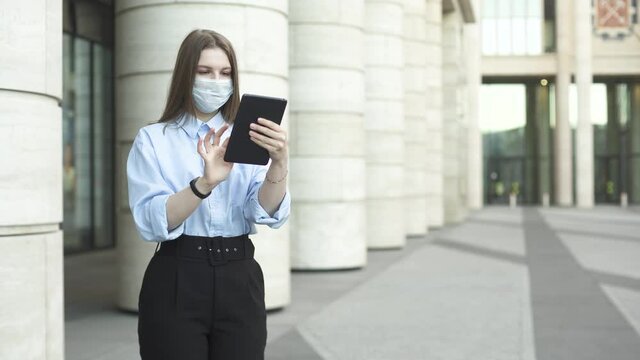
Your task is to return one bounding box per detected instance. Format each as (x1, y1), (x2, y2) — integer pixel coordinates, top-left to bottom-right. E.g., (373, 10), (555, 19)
(593, 0), (638, 39)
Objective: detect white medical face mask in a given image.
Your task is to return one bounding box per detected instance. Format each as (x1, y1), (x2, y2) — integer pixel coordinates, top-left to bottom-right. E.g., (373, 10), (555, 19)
(192, 77), (233, 114)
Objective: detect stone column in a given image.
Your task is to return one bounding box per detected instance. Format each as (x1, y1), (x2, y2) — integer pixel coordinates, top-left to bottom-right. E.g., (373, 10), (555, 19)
(115, 0), (291, 310)
(425, 0), (445, 227)
(442, 12), (462, 223)
(364, 0), (406, 248)
(403, 0), (429, 235)
(457, 64), (468, 220)
(289, 0), (367, 269)
(554, 0), (573, 206)
(630, 84), (640, 204)
(0, 1), (64, 359)
(464, 21), (482, 210)
(456, 0), (475, 220)
(574, 0), (594, 208)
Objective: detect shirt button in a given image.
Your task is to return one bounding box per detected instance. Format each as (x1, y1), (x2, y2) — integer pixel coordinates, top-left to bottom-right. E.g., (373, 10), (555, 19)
(197, 246), (202, 250)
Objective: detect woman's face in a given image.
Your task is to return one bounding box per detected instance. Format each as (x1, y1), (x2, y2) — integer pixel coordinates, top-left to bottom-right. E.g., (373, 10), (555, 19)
(196, 47), (232, 81)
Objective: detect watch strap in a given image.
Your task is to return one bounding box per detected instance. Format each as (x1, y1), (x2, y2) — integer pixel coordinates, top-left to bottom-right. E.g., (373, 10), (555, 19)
(189, 177), (211, 199)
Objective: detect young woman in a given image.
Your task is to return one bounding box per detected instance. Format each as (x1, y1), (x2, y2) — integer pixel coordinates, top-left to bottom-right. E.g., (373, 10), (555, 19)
(127, 29), (290, 360)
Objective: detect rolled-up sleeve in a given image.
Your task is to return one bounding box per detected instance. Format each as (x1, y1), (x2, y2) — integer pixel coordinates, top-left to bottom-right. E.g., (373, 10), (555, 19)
(243, 164), (291, 228)
(127, 130), (184, 242)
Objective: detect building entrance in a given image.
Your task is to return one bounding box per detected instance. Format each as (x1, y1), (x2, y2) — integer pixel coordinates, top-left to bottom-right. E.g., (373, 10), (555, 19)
(482, 80), (640, 206)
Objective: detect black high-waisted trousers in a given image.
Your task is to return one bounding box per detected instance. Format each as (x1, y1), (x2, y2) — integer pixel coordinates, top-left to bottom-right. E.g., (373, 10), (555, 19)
(137, 234), (266, 360)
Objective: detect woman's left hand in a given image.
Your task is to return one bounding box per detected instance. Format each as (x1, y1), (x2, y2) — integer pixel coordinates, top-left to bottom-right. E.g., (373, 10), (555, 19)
(249, 118), (288, 163)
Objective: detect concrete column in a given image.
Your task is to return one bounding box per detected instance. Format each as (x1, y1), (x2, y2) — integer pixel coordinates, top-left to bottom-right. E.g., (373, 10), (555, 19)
(457, 61), (469, 219)
(0, 0), (64, 359)
(554, 0), (573, 206)
(464, 21), (482, 210)
(574, 0), (594, 208)
(115, 0), (290, 310)
(364, 0), (405, 248)
(630, 84), (640, 204)
(289, 0), (367, 269)
(442, 12), (463, 223)
(425, 0), (445, 227)
(403, 0), (429, 235)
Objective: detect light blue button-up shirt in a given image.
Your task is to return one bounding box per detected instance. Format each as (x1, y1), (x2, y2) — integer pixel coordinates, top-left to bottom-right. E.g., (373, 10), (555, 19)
(126, 111), (291, 242)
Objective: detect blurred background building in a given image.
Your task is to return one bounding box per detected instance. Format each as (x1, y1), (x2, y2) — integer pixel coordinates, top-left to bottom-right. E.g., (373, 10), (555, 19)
(481, 0), (640, 207)
(1, 0), (639, 358)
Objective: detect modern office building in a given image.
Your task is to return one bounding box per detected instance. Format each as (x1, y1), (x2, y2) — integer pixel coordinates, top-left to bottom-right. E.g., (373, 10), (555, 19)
(5, 0), (639, 359)
(480, 0), (640, 207)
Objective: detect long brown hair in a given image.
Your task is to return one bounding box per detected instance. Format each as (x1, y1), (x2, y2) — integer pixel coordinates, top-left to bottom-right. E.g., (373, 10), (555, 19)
(158, 29), (240, 124)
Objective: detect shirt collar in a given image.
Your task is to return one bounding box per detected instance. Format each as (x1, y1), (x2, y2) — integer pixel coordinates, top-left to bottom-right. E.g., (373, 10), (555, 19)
(178, 111), (227, 139)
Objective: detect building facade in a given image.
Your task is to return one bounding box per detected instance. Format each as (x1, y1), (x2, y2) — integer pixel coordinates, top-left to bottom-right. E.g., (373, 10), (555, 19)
(0, 0), (483, 358)
(480, 0), (640, 207)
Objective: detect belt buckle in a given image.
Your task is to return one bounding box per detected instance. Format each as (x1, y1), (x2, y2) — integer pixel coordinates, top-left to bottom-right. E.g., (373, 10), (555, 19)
(205, 239), (228, 266)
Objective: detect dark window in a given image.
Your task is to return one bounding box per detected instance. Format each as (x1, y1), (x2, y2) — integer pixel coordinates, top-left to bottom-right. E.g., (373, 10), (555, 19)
(62, 0), (115, 253)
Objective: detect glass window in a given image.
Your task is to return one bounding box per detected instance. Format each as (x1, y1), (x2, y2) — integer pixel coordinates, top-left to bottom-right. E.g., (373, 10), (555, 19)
(480, 84), (527, 133)
(482, 19), (498, 55)
(512, 18), (527, 55)
(527, 0), (543, 17)
(62, 33), (115, 253)
(496, 0), (511, 18)
(617, 84), (629, 128)
(512, 0), (526, 17)
(549, 84), (556, 129)
(594, 84), (609, 126)
(63, 35), (92, 251)
(591, 83), (629, 203)
(92, 44), (115, 249)
(526, 18), (543, 54)
(481, 0), (548, 56)
(496, 18), (512, 55)
(483, 0), (497, 18)
(481, 84), (527, 205)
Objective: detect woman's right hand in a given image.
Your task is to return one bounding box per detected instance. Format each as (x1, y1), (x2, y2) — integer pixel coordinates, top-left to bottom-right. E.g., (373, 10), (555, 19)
(196, 125), (234, 192)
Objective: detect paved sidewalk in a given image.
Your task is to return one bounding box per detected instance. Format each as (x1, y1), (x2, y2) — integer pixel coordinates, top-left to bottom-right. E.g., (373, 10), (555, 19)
(64, 206), (640, 359)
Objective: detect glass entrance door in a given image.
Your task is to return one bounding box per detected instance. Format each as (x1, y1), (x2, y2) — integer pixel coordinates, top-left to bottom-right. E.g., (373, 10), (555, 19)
(485, 156), (525, 204)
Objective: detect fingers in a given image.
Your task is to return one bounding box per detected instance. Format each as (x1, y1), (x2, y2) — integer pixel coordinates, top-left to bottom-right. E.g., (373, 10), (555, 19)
(257, 117), (281, 131)
(220, 137), (231, 150)
(250, 132), (281, 153)
(250, 121), (286, 142)
(249, 118), (287, 149)
(220, 138), (235, 167)
(251, 137), (277, 152)
(256, 118), (288, 141)
(203, 128), (215, 152)
(249, 129), (284, 149)
(197, 137), (205, 158)
(200, 128), (216, 156)
(213, 125), (229, 146)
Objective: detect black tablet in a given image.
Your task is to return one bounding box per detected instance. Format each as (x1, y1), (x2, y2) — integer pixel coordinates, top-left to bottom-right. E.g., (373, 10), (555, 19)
(223, 94), (288, 165)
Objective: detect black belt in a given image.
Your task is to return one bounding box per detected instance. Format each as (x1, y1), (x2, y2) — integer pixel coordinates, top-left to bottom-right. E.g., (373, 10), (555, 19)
(156, 234), (254, 266)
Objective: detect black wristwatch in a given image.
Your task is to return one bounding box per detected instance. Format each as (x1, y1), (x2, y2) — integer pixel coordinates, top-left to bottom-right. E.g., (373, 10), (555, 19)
(189, 177), (212, 199)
